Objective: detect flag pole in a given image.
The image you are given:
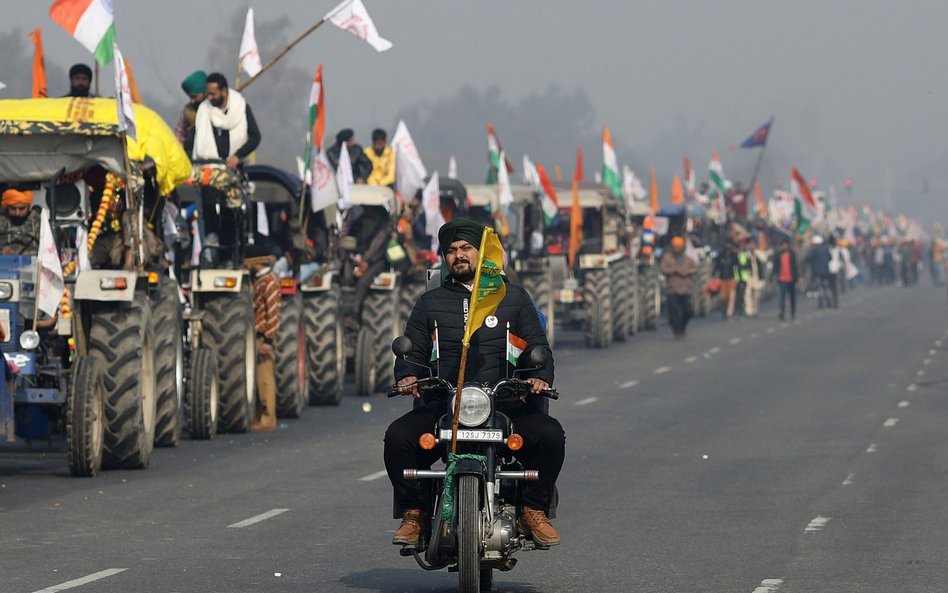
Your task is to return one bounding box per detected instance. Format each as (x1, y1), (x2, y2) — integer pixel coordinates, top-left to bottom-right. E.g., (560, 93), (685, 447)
(236, 18), (327, 92)
(450, 344), (469, 454)
(746, 116), (774, 202)
(120, 131), (144, 273)
(94, 62), (99, 96)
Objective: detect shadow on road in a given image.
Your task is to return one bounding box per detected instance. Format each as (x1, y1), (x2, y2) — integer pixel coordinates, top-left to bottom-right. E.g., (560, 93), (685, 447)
(339, 568), (541, 593)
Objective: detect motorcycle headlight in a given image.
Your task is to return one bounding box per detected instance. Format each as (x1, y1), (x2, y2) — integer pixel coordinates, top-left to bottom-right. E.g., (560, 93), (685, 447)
(19, 330), (40, 350)
(451, 386), (492, 427)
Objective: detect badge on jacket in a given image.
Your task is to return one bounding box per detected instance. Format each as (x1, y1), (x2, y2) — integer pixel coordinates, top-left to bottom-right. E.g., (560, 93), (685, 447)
(485, 315), (498, 328)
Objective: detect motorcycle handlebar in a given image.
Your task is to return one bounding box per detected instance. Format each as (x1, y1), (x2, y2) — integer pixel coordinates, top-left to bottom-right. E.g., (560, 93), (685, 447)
(386, 377), (559, 400)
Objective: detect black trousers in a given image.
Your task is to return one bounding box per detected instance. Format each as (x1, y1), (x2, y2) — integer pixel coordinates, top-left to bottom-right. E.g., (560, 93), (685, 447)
(667, 294), (692, 335)
(779, 282), (796, 318)
(200, 187), (237, 248)
(384, 400), (565, 515)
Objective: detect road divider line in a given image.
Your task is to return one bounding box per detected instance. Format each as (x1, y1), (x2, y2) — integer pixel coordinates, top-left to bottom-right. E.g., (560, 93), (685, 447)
(924, 358), (932, 365)
(358, 470), (388, 482)
(842, 473), (855, 486)
(898, 400), (910, 408)
(653, 366), (671, 375)
(751, 333), (759, 339)
(930, 349), (938, 356)
(883, 418), (899, 428)
(620, 380), (639, 389)
(574, 397), (598, 406)
(228, 508), (289, 528)
(31, 569), (127, 593)
(708, 347), (721, 354)
(866, 443), (878, 453)
(766, 327), (776, 333)
(804, 515), (831, 533)
(751, 578), (784, 592)
(935, 340), (942, 347)
(729, 337), (742, 345)
(907, 384), (917, 392)
(685, 356), (698, 363)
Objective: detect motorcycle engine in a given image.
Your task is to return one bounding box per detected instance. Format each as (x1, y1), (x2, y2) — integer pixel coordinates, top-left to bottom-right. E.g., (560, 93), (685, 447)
(484, 504), (517, 555)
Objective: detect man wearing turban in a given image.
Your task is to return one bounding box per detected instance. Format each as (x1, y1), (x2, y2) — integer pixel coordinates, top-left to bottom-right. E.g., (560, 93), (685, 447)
(0, 189), (40, 255)
(175, 70), (207, 144)
(384, 217), (566, 549)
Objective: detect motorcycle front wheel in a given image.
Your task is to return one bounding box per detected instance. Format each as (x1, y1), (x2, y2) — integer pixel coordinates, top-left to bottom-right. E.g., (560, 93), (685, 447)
(457, 474), (481, 593)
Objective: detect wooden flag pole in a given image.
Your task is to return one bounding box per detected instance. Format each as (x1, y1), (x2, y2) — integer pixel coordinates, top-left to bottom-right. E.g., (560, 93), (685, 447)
(236, 18), (327, 92)
(745, 116), (775, 204)
(449, 344), (469, 454)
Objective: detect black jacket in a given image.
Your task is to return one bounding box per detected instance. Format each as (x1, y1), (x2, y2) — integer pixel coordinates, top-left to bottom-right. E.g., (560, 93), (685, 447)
(184, 103), (261, 160)
(805, 244), (832, 276)
(395, 279), (554, 389)
(327, 142), (374, 182)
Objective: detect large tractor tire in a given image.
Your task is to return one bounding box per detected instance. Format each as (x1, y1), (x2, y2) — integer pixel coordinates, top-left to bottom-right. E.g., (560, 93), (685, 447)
(354, 326), (376, 396)
(66, 357), (105, 477)
(274, 294), (307, 418)
(303, 288), (344, 405)
(642, 268), (660, 330)
(90, 299), (157, 469)
(610, 262), (632, 342)
(521, 272), (555, 347)
(203, 290), (256, 433)
(583, 270), (613, 349)
(698, 260), (713, 316)
(363, 289), (400, 393)
(154, 277), (184, 447)
(399, 278), (426, 325)
(186, 348), (219, 440)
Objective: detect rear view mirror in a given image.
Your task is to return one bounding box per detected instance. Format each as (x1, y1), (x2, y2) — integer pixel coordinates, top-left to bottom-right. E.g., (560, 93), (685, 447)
(392, 336), (413, 357)
(527, 347), (548, 368)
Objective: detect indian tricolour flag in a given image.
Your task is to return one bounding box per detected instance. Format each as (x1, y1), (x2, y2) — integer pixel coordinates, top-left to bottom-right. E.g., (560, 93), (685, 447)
(535, 163), (560, 225)
(602, 126), (622, 199)
(430, 325), (440, 363)
(305, 64), (326, 169)
(50, 0), (116, 65)
(790, 166), (819, 232)
(506, 328), (526, 366)
(709, 152), (728, 220)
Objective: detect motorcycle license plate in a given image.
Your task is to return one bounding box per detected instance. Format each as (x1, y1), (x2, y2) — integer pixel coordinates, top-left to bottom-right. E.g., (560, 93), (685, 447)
(439, 429), (504, 442)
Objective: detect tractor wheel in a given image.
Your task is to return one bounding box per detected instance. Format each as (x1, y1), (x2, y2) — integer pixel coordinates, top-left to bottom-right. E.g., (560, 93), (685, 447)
(204, 289), (256, 433)
(522, 272), (555, 347)
(186, 348), (219, 440)
(354, 326), (376, 396)
(66, 356), (104, 477)
(642, 268), (659, 330)
(583, 270), (613, 349)
(363, 289), (399, 393)
(153, 277), (184, 447)
(303, 288), (344, 406)
(399, 278), (426, 326)
(274, 294), (307, 418)
(611, 263), (631, 342)
(90, 299), (157, 469)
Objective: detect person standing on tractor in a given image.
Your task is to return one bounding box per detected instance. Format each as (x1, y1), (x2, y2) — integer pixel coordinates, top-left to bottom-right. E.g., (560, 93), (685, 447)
(364, 128), (396, 187)
(660, 235), (698, 338)
(347, 205), (391, 321)
(65, 63), (94, 97)
(185, 72), (261, 264)
(175, 70), (206, 144)
(327, 129), (373, 184)
(0, 189), (40, 255)
(247, 251), (281, 432)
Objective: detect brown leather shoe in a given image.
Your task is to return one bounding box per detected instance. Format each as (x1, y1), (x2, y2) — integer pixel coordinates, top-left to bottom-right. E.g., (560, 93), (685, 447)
(392, 509), (428, 546)
(519, 507), (560, 546)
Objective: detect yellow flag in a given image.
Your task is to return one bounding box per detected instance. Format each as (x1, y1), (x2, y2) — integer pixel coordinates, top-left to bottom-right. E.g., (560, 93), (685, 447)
(462, 226), (507, 346)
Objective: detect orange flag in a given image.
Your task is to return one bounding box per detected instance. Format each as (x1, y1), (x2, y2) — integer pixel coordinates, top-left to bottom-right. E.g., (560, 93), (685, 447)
(754, 182), (767, 216)
(124, 56), (142, 103)
(554, 165), (562, 183)
(648, 166), (659, 213)
(568, 145), (584, 269)
(670, 174), (684, 206)
(29, 28), (47, 98)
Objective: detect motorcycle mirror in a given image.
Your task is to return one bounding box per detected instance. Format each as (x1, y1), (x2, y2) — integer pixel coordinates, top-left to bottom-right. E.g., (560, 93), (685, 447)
(392, 336), (413, 357)
(527, 347), (548, 368)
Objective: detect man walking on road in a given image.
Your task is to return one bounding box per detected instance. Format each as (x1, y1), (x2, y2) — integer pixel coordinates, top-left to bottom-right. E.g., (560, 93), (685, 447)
(248, 252), (280, 432)
(806, 235), (836, 309)
(772, 237), (798, 320)
(714, 242), (739, 319)
(660, 235), (698, 338)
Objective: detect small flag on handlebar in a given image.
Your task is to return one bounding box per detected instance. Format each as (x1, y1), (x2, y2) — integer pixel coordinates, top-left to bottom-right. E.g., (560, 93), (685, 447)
(506, 326), (526, 366)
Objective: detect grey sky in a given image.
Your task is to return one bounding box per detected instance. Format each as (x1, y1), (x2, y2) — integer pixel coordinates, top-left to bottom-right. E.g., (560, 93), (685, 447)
(2, 1), (947, 219)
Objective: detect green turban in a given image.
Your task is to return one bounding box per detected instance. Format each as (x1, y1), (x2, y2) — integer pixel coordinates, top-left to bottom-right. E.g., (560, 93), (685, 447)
(181, 70), (207, 96)
(438, 218), (485, 256)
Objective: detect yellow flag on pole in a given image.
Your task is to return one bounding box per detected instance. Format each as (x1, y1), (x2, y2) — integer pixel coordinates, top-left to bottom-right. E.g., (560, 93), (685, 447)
(462, 226), (507, 346)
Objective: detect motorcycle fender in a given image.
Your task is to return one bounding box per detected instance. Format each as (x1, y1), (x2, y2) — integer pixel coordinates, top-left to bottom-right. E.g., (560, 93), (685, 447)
(451, 458), (485, 478)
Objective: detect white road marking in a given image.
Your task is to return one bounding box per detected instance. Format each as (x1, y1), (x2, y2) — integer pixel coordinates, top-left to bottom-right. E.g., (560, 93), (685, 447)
(936, 340), (943, 347)
(883, 418), (899, 428)
(729, 337), (742, 345)
(708, 346), (721, 354)
(31, 569), (127, 593)
(804, 515), (832, 533)
(907, 384), (918, 392)
(917, 370), (925, 376)
(752, 578), (784, 593)
(358, 470), (388, 482)
(930, 349), (938, 356)
(653, 366), (671, 375)
(924, 358), (932, 365)
(751, 333), (759, 339)
(228, 508), (290, 528)
(620, 380), (639, 389)
(842, 473), (855, 486)
(574, 397), (598, 406)
(685, 356), (698, 363)
(866, 443), (878, 453)
(766, 327), (776, 333)
(898, 400), (911, 408)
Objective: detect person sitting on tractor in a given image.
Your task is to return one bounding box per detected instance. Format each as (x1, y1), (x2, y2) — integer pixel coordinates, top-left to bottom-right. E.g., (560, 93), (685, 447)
(364, 128), (395, 188)
(346, 205), (391, 322)
(175, 70), (206, 144)
(0, 189), (40, 255)
(327, 129), (373, 184)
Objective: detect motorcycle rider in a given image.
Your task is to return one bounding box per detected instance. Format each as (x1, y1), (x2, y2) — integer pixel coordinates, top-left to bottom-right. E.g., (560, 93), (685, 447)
(384, 218), (565, 548)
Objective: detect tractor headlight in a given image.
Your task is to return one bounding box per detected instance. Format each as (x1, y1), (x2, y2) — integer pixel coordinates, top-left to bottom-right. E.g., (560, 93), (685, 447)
(451, 386), (492, 427)
(19, 330), (40, 350)
(0, 282), (12, 300)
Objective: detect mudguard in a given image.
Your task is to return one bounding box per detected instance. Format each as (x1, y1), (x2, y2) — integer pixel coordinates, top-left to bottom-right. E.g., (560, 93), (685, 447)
(451, 457), (486, 478)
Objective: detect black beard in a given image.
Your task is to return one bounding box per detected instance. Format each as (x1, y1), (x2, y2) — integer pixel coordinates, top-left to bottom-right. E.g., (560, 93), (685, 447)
(70, 85), (90, 97)
(7, 215), (28, 226)
(451, 265), (475, 283)
(210, 97), (225, 108)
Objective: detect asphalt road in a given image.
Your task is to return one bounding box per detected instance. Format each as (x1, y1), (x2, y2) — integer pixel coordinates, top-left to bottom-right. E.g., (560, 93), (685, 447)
(2, 283), (947, 593)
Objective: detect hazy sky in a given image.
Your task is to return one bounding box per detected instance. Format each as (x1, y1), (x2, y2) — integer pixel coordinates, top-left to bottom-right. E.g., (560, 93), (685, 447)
(3, 1), (948, 219)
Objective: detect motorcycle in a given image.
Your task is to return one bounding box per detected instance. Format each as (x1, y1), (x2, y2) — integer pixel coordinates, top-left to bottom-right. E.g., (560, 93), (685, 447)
(386, 336), (558, 593)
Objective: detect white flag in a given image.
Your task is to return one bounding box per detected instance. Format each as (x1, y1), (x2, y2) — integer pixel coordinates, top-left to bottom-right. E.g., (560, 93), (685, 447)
(448, 156), (457, 180)
(256, 202), (270, 237)
(190, 218), (202, 266)
(392, 120), (426, 200)
(112, 44), (136, 141)
(75, 226), (91, 272)
(523, 154), (539, 188)
(325, 0), (393, 52)
(311, 149), (339, 213)
(336, 145), (354, 209)
(0, 81), (6, 92)
(497, 150), (513, 208)
(622, 165), (646, 211)
(37, 208), (64, 318)
(239, 8), (263, 78)
(422, 172), (444, 253)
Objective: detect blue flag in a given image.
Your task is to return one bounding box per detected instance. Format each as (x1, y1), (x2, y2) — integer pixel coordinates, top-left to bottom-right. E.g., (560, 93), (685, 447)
(739, 118), (773, 149)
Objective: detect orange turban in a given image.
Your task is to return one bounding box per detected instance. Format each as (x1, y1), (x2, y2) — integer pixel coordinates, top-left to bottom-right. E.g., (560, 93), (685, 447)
(670, 236), (686, 250)
(2, 189), (33, 209)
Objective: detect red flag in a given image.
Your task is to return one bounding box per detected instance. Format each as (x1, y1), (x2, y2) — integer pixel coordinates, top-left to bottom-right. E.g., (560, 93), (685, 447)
(29, 28), (47, 99)
(754, 182), (767, 215)
(574, 144), (584, 183)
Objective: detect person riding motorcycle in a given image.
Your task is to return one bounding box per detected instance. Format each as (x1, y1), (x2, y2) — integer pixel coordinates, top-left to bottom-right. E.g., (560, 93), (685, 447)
(384, 217), (566, 548)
